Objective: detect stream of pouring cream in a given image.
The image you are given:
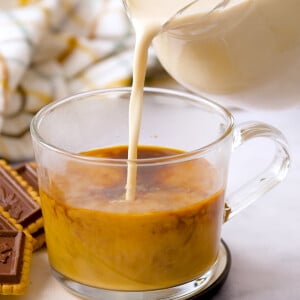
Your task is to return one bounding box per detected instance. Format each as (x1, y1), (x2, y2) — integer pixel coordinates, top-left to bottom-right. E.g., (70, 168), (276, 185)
(123, 0), (226, 200)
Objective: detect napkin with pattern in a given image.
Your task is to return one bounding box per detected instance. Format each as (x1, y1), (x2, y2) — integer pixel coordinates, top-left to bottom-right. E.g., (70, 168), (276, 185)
(0, 0), (169, 162)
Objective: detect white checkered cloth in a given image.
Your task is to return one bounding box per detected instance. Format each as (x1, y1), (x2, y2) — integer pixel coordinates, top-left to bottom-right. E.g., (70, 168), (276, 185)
(0, 0), (169, 161)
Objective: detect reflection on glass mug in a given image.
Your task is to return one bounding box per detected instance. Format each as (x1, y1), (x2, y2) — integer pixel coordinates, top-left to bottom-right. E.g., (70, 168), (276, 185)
(153, 0), (300, 109)
(31, 87), (290, 300)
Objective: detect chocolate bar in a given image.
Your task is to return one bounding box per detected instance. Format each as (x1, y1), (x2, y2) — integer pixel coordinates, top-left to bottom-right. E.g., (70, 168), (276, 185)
(0, 160), (43, 295)
(0, 160), (44, 250)
(0, 230), (25, 284)
(0, 167), (41, 228)
(0, 213), (33, 295)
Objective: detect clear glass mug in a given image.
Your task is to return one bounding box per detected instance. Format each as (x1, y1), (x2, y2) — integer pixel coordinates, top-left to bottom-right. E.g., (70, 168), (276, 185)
(30, 87), (290, 300)
(152, 0), (300, 109)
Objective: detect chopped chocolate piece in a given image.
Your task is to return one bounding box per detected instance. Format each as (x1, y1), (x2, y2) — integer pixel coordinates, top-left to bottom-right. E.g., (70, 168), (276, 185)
(0, 231), (24, 284)
(14, 163), (38, 192)
(0, 161), (42, 228)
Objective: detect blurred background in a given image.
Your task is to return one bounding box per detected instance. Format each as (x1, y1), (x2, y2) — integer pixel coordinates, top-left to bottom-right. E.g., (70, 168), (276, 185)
(0, 0), (170, 161)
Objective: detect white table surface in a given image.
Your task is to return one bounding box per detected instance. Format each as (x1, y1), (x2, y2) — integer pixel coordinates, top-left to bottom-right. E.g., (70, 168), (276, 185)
(2, 107), (300, 300)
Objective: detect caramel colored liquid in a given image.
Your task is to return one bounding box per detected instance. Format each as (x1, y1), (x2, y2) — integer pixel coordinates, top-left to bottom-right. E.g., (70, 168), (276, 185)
(41, 145), (224, 290)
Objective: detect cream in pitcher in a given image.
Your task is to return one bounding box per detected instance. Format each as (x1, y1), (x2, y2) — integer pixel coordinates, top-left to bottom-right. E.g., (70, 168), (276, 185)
(124, 0), (298, 199)
(152, 0), (300, 109)
(125, 0), (300, 109)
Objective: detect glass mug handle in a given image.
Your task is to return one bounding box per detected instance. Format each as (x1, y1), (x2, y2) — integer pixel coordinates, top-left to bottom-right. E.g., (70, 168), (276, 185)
(224, 121), (291, 221)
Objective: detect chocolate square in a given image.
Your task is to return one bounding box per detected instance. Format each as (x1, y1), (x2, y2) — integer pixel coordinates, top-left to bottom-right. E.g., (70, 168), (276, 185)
(0, 164), (41, 227)
(0, 231), (24, 283)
